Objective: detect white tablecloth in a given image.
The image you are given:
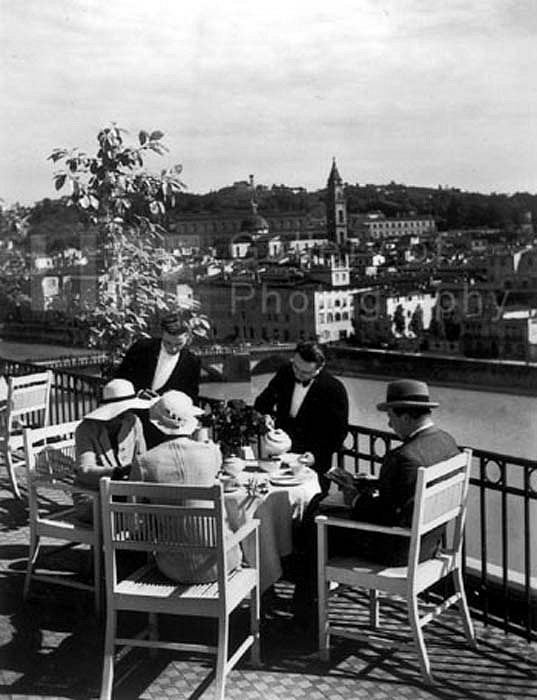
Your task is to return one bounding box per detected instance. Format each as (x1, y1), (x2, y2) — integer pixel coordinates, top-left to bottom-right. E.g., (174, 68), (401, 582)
(224, 466), (321, 592)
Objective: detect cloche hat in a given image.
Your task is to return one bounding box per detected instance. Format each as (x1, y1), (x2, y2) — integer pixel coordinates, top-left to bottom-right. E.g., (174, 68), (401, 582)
(377, 379), (439, 411)
(149, 390), (203, 436)
(85, 379), (158, 421)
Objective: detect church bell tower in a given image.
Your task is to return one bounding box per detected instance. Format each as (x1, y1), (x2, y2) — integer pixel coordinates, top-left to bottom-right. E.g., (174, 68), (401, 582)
(326, 157), (347, 246)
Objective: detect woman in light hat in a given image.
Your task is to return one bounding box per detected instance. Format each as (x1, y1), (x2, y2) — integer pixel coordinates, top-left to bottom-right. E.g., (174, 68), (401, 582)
(130, 390), (241, 584)
(73, 379), (157, 522)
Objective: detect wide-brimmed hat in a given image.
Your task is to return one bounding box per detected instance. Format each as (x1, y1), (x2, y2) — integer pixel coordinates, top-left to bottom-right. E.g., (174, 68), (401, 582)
(149, 390), (203, 436)
(85, 379), (158, 421)
(377, 379), (439, 411)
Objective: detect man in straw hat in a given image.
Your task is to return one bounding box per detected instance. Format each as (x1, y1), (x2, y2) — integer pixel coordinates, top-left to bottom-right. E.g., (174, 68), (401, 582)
(130, 391), (241, 584)
(73, 379), (157, 522)
(291, 379), (460, 632)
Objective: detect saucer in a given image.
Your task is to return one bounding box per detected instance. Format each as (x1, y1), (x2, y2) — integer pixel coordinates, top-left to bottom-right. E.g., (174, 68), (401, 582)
(269, 473), (306, 487)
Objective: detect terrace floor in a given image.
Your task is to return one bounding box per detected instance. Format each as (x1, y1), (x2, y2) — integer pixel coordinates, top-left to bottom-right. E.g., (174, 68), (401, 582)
(1, 468), (536, 700)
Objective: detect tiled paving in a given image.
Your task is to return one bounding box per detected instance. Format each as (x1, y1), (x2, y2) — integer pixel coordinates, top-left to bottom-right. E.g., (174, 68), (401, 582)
(1, 468), (536, 700)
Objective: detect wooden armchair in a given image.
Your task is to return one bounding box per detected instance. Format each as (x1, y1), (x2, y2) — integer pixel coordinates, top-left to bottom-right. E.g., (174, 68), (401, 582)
(316, 448), (475, 683)
(0, 371), (52, 498)
(23, 421), (102, 615)
(99, 478), (260, 700)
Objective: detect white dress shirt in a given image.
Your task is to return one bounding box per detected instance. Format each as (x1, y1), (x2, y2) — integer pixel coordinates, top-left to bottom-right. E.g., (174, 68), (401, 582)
(151, 343), (181, 391)
(289, 381), (313, 418)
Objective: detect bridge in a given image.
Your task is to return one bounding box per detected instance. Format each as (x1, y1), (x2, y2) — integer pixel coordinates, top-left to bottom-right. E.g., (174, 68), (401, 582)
(196, 344), (295, 381)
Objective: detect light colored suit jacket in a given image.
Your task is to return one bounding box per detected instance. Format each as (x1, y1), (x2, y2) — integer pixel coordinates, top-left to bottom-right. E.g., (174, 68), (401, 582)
(131, 437), (241, 583)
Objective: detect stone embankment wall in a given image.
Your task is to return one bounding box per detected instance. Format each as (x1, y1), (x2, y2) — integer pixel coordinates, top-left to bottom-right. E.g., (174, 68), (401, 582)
(326, 345), (537, 396)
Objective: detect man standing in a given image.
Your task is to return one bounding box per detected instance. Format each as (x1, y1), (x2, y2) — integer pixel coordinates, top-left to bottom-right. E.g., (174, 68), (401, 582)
(254, 341), (348, 492)
(115, 311), (201, 402)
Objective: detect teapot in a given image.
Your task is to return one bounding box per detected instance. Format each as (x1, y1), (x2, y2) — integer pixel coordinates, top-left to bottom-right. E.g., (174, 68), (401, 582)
(261, 428), (292, 457)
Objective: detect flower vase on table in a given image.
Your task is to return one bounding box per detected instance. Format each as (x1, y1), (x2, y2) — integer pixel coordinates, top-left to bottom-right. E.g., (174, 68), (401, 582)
(200, 399), (269, 460)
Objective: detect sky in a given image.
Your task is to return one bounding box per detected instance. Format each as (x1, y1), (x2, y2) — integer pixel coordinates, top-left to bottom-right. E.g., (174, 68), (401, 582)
(1, 0), (537, 206)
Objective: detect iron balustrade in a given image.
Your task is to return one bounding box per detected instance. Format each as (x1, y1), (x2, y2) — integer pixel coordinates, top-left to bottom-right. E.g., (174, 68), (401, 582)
(1, 360), (535, 641)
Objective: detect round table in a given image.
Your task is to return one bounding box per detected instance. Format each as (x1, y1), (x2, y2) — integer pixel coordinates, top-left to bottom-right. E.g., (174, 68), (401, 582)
(224, 465), (321, 592)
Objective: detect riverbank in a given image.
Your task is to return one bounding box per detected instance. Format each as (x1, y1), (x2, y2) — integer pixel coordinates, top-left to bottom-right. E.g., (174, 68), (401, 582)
(326, 345), (537, 397)
(0, 339), (101, 362)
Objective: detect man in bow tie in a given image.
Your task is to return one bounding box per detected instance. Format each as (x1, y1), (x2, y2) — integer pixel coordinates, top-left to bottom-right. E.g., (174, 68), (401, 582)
(254, 341), (349, 492)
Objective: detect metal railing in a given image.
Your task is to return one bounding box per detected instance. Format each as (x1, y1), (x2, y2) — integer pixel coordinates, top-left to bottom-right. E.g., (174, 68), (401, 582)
(1, 359), (535, 641)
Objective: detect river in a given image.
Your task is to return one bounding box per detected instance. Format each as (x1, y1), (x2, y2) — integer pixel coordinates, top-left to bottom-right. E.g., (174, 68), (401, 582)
(202, 373), (537, 460)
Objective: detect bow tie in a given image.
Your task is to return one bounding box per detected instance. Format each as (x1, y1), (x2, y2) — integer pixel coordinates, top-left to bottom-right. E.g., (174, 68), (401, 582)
(296, 379), (312, 388)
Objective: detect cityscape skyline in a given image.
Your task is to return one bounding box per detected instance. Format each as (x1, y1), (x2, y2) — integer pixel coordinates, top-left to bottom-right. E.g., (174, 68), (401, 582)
(1, 0), (537, 207)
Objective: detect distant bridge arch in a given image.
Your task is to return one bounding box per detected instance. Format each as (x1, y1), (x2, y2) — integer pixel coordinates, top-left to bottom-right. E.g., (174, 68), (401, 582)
(250, 353), (290, 375)
(200, 364), (225, 381)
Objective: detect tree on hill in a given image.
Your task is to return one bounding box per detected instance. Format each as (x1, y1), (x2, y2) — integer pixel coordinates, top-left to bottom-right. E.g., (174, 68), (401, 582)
(0, 203), (32, 319)
(409, 304), (424, 337)
(392, 303), (406, 335)
(50, 124), (209, 370)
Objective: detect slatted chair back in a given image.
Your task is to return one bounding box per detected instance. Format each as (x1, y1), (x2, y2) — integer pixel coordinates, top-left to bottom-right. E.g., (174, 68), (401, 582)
(6, 371), (52, 432)
(23, 421), (102, 615)
(102, 480), (229, 599)
(407, 448), (472, 579)
(24, 421), (79, 517)
(1, 371), (53, 497)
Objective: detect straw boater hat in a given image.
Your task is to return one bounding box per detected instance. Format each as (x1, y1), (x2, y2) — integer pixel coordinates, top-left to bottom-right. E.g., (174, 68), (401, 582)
(149, 391), (203, 436)
(377, 379), (439, 411)
(85, 379), (158, 421)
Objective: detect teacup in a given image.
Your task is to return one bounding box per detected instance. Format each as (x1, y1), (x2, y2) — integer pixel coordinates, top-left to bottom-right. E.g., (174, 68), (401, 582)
(258, 457), (282, 474)
(223, 456), (246, 478)
(289, 460), (305, 477)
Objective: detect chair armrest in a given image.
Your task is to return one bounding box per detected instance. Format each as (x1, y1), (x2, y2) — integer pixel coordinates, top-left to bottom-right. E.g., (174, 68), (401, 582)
(30, 477), (98, 499)
(226, 518), (260, 549)
(315, 514), (411, 538)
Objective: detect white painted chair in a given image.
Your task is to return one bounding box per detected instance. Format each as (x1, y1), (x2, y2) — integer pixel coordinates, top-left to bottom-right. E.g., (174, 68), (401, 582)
(316, 448), (475, 683)
(23, 421), (102, 615)
(99, 478), (260, 700)
(0, 371), (52, 498)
